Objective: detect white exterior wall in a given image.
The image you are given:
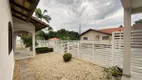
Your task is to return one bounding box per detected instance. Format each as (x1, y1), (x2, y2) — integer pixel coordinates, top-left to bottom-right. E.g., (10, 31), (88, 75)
(0, 0), (14, 80)
(80, 31), (112, 44)
(13, 17), (36, 56)
(13, 17), (35, 33)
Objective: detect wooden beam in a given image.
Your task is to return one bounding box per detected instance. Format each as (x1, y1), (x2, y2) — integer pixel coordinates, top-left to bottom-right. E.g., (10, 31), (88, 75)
(11, 9), (27, 17)
(10, 0), (30, 12)
(26, 0), (35, 3)
(26, 0), (40, 22)
(12, 14), (26, 21)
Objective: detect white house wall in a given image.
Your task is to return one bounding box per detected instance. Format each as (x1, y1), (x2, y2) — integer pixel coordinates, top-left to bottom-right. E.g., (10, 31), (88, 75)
(80, 31), (112, 44)
(0, 0), (14, 80)
(13, 17), (36, 56)
(13, 17), (35, 33)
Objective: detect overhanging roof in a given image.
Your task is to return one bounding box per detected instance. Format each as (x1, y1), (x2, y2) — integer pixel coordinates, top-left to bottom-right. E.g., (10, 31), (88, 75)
(30, 17), (50, 31)
(121, 0), (142, 14)
(9, 0), (49, 31)
(10, 0), (39, 21)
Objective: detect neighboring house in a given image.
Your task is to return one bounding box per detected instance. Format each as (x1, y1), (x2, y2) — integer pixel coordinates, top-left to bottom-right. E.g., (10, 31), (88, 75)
(0, 0), (49, 80)
(80, 29), (112, 44)
(80, 24), (142, 44)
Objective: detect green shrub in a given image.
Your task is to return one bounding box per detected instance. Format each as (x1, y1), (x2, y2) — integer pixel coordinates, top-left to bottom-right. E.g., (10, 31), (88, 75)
(63, 53), (72, 62)
(36, 47), (53, 54)
(105, 66), (123, 78)
(48, 48), (53, 52)
(110, 66), (123, 77)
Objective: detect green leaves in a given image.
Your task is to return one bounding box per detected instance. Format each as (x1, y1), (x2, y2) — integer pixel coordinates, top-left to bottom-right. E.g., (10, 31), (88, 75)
(21, 34), (38, 50)
(21, 35), (32, 48)
(43, 9), (47, 14)
(36, 29), (79, 40)
(134, 19), (142, 24)
(63, 53), (72, 62)
(36, 31), (46, 40)
(104, 66), (123, 78)
(48, 26), (53, 31)
(43, 15), (51, 23)
(35, 8), (43, 19)
(34, 8), (51, 23)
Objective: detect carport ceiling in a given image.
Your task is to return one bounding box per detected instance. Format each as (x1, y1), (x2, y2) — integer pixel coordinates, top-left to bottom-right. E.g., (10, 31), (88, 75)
(121, 0), (142, 14)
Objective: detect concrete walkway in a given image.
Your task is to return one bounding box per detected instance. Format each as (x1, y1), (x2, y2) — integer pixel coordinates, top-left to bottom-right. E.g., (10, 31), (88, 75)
(13, 58), (35, 80)
(14, 50), (34, 60)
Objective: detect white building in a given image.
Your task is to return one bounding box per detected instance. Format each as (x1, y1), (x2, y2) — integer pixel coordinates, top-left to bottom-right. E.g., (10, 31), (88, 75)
(0, 0), (49, 80)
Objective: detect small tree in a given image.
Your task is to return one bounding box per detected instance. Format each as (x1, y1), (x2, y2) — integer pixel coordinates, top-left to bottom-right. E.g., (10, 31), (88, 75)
(21, 34), (32, 50)
(21, 34), (38, 50)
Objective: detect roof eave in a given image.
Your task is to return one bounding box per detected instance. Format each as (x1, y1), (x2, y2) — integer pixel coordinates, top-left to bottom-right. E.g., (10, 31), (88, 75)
(80, 29), (111, 36)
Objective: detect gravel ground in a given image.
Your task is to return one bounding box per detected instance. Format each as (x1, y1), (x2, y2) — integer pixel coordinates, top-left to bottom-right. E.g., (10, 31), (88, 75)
(13, 53), (108, 80)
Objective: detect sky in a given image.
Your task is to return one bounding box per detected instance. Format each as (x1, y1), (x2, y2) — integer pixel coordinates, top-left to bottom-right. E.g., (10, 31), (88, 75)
(36, 0), (142, 33)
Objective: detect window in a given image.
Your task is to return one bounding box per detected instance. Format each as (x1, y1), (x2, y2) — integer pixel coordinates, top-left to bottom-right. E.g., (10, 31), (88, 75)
(102, 36), (109, 40)
(83, 37), (88, 40)
(96, 35), (100, 40)
(8, 21), (13, 55)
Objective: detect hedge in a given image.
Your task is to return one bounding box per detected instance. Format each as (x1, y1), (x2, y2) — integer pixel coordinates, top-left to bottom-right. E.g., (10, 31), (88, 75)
(36, 47), (53, 54)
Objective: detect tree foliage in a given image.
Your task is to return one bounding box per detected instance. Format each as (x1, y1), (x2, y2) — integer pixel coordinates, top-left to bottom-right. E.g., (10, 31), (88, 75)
(36, 29), (80, 40)
(134, 19), (142, 24)
(21, 34), (32, 48)
(35, 8), (51, 23)
(36, 30), (47, 40)
(21, 34), (38, 50)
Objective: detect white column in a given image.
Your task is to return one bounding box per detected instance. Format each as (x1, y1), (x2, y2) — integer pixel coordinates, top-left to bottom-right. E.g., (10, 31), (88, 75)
(32, 32), (36, 56)
(111, 32), (114, 66)
(122, 8), (131, 80)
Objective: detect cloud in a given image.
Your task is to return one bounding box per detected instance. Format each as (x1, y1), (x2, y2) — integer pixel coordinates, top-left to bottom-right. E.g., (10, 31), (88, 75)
(37, 0), (142, 32)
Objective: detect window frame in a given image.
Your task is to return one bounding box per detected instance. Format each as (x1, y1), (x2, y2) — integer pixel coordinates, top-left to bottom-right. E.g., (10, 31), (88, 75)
(83, 37), (88, 40)
(8, 21), (13, 55)
(102, 36), (109, 40)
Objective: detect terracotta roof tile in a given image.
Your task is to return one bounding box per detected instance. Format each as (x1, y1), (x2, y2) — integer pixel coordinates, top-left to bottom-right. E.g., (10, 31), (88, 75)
(81, 24), (142, 35)
(80, 29), (111, 36)
(49, 38), (60, 40)
(99, 27), (124, 34)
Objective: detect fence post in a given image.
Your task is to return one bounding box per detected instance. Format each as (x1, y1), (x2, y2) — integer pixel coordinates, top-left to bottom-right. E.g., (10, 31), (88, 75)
(64, 41), (67, 53)
(119, 31), (122, 49)
(67, 41), (70, 53)
(92, 41), (95, 61)
(112, 32), (115, 66)
(78, 41), (80, 58)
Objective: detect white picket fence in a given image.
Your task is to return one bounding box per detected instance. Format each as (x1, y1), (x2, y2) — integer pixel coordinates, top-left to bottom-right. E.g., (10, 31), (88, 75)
(36, 30), (142, 80)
